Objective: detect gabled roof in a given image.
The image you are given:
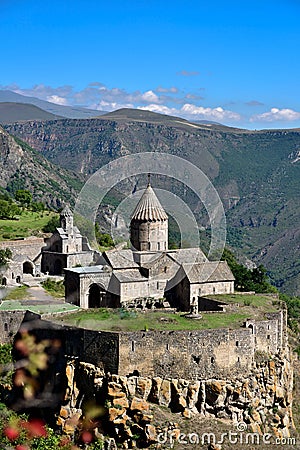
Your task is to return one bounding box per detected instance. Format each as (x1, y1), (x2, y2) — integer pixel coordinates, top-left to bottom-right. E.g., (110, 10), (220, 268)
(181, 261), (235, 283)
(168, 248), (207, 265)
(112, 269), (146, 283)
(102, 249), (140, 269)
(131, 184), (168, 221)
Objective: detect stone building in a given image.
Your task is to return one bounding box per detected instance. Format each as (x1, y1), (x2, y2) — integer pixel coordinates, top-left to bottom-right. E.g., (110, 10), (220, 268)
(41, 206), (96, 275)
(65, 182), (234, 312)
(0, 237), (45, 286)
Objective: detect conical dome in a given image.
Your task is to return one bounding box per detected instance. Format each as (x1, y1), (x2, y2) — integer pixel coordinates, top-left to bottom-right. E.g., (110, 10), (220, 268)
(61, 205), (73, 217)
(131, 185), (168, 222)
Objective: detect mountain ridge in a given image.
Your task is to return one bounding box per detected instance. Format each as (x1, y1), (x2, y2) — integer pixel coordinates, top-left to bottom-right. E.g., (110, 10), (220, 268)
(0, 89), (107, 119)
(2, 112), (300, 295)
(0, 102), (63, 123)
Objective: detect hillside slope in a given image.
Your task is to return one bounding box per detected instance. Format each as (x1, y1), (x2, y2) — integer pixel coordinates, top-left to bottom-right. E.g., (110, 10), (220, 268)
(3, 112), (300, 295)
(0, 126), (82, 208)
(0, 102), (63, 123)
(0, 89), (105, 119)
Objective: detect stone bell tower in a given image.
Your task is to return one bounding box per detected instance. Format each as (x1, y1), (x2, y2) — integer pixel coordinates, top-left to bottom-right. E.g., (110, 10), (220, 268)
(60, 205), (74, 232)
(130, 177), (168, 251)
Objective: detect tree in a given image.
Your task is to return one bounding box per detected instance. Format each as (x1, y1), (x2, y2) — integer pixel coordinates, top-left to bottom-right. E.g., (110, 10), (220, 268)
(221, 248), (276, 293)
(15, 190), (32, 207)
(95, 224), (114, 247)
(0, 249), (12, 268)
(42, 216), (60, 233)
(0, 200), (20, 219)
(31, 202), (45, 213)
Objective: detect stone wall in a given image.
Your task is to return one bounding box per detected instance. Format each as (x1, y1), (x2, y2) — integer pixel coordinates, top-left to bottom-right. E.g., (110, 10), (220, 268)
(0, 310), (36, 343)
(3, 310), (285, 382)
(118, 328), (255, 379)
(0, 238), (44, 263)
(117, 313), (285, 379)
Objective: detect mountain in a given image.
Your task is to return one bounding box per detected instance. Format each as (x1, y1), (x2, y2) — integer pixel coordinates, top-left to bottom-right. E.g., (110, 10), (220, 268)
(100, 108), (232, 130)
(0, 102), (63, 124)
(0, 90), (106, 119)
(3, 110), (300, 295)
(0, 125), (82, 208)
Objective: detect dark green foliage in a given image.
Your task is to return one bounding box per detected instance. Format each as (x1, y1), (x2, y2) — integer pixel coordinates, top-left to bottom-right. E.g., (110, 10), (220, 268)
(168, 216), (180, 249)
(41, 278), (65, 297)
(0, 344), (13, 364)
(0, 199), (20, 219)
(97, 233), (114, 247)
(0, 248), (12, 267)
(222, 248), (277, 293)
(30, 201), (45, 212)
(280, 293), (300, 320)
(15, 189), (32, 207)
(42, 215), (60, 233)
(95, 225), (114, 247)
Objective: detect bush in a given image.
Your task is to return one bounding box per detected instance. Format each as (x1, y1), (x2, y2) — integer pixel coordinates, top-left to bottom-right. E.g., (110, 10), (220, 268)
(0, 344), (13, 364)
(42, 216), (59, 233)
(42, 278), (65, 298)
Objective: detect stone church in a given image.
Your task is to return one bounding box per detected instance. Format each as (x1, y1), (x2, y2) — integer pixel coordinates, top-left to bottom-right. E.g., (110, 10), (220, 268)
(41, 206), (96, 275)
(64, 182), (234, 312)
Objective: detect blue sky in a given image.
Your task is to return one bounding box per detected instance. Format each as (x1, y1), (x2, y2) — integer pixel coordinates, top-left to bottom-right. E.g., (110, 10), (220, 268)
(1, 0), (300, 129)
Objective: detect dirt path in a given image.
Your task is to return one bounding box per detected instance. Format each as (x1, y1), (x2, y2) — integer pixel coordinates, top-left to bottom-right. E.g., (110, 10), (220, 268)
(21, 285), (64, 305)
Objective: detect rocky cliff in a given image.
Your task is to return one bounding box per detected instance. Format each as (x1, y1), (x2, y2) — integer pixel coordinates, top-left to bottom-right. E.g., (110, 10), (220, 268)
(0, 126), (82, 208)
(57, 351), (295, 448)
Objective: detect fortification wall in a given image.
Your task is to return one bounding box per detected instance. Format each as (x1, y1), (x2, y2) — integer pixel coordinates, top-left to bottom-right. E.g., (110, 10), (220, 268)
(0, 310), (36, 343)
(118, 328), (255, 379)
(0, 308), (285, 381)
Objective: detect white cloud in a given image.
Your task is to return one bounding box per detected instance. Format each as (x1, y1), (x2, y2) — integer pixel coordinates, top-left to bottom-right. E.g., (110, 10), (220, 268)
(46, 95), (68, 105)
(140, 90), (159, 103)
(2, 82), (242, 124)
(181, 104), (241, 121)
(250, 107), (300, 122)
(138, 104), (178, 115)
(155, 86), (179, 94)
(90, 100), (134, 111)
(137, 103), (242, 122)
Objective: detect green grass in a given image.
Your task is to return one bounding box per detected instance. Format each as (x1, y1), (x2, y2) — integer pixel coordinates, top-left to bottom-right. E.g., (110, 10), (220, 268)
(51, 293), (281, 332)
(2, 285), (30, 300)
(53, 308), (251, 332)
(209, 293), (279, 312)
(41, 278), (65, 298)
(0, 299), (78, 314)
(0, 210), (57, 240)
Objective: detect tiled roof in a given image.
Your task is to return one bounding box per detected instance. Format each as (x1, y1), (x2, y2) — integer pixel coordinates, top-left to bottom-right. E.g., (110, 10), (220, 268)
(131, 184), (168, 221)
(182, 261), (235, 283)
(168, 248), (207, 265)
(103, 249), (140, 269)
(113, 269), (146, 283)
(60, 205), (73, 217)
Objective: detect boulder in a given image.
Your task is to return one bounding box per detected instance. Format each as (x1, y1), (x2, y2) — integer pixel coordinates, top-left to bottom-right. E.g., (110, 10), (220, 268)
(108, 382), (126, 398)
(158, 380), (171, 407)
(130, 397), (150, 413)
(136, 377), (152, 399)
